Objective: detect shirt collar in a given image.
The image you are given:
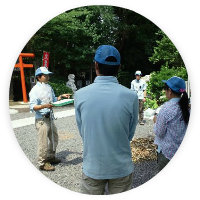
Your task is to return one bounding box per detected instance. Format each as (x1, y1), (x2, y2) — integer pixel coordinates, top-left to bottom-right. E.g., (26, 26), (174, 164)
(36, 81), (42, 86)
(169, 98), (180, 102)
(94, 76), (119, 84)
(36, 81), (49, 86)
(135, 79), (141, 83)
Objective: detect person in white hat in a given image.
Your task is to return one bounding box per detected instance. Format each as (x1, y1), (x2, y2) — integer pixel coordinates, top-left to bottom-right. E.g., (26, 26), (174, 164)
(29, 66), (71, 171)
(131, 70), (147, 125)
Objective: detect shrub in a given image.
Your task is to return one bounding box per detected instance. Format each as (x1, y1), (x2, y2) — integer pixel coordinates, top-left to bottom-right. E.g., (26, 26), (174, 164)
(48, 77), (73, 97)
(144, 65), (188, 109)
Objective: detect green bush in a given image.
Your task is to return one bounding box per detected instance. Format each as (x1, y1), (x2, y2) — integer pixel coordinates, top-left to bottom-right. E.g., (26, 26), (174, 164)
(144, 98), (158, 110)
(48, 77), (73, 97)
(144, 65), (188, 109)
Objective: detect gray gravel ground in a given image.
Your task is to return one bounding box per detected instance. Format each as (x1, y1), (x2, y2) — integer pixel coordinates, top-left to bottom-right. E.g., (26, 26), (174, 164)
(13, 107), (158, 194)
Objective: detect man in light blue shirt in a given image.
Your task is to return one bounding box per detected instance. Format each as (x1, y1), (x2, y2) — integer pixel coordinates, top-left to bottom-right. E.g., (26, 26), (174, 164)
(29, 67), (70, 171)
(75, 45), (138, 195)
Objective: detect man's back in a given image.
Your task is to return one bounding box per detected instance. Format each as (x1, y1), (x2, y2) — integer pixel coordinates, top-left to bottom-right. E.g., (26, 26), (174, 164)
(75, 76), (138, 179)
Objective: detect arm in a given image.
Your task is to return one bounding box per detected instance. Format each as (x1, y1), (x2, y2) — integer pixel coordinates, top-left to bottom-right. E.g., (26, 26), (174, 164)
(131, 81), (134, 90)
(57, 93), (72, 101)
(143, 81), (147, 102)
(143, 90), (147, 102)
(154, 107), (167, 138)
(128, 95), (139, 141)
(51, 87), (71, 102)
(74, 94), (82, 137)
(143, 90), (147, 98)
(33, 104), (52, 111)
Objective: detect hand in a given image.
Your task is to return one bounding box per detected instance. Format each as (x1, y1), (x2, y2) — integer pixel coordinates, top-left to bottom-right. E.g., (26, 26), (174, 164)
(58, 93), (72, 101)
(143, 98), (146, 102)
(62, 94), (71, 99)
(44, 103), (53, 109)
(153, 114), (157, 123)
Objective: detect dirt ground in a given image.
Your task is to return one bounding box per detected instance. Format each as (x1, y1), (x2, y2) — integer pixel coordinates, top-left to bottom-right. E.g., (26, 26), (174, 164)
(9, 101), (30, 113)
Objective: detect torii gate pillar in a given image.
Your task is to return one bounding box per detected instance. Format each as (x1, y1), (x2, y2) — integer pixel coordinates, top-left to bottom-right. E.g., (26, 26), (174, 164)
(15, 53), (35, 103)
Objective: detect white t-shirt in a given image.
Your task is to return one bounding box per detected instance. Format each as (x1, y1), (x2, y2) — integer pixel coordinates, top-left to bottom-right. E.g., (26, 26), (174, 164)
(131, 79), (146, 99)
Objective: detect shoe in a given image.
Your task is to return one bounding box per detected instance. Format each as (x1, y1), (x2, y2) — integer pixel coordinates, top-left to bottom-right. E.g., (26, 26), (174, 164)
(47, 157), (61, 164)
(140, 122), (144, 125)
(39, 162), (55, 171)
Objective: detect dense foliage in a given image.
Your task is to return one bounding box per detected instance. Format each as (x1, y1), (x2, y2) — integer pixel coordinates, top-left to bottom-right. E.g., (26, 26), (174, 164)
(13, 5), (187, 103)
(144, 66), (188, 109)
(22, 6), (160, 87)
(48, 78), (73, 97)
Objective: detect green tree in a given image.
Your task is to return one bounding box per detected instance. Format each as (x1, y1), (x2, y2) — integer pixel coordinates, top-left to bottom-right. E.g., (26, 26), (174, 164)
(22, 6), (161, 87)
(149, 30), (185, 68)
(147, 65), (188, 105)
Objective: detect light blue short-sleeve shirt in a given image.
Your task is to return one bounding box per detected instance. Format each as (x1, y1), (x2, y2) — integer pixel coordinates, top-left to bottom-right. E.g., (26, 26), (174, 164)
(75, 76), (139, 179)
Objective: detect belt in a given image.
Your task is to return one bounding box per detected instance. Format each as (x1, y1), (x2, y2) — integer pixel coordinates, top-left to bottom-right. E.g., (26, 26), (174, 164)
(43, 113), (50, 118)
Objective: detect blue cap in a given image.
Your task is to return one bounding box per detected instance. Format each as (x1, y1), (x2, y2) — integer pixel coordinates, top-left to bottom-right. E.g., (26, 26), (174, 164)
(162, 76), (186, 93)
(94, 45), (120, 65)
(35, 67), (53, 76)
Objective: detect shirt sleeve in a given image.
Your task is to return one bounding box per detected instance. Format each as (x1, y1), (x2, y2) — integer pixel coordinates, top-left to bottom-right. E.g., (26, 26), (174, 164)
(29, 89), (38, 112)
(128, 94), (139, 141)
(74, 93), (82, 137)
(52, 88), (58, 102)
(131, 81), (134, 90)
(143, 81), (147, 91)
(154, 106), (167, 138)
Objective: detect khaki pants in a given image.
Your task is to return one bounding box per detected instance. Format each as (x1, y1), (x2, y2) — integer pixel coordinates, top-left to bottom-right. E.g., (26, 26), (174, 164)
(81, 173), (133, 195)
(139, 99), (144, 122)
(35, 117), (58, 167)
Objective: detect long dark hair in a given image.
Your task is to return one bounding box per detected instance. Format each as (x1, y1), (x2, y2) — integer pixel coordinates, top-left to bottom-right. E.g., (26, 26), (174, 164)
(179, 92), (190, 124)
(165, 84), (190, 124)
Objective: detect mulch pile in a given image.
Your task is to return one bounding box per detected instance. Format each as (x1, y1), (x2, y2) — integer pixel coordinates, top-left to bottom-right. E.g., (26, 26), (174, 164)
(131, 137), (157, 163)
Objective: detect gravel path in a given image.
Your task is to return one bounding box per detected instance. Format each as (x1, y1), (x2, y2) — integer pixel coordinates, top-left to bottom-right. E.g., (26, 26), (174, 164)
(13, 108), (158, 194)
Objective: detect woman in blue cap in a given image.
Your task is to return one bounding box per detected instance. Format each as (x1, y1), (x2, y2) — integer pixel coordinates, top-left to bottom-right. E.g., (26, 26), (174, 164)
(153, 76), (190, 171)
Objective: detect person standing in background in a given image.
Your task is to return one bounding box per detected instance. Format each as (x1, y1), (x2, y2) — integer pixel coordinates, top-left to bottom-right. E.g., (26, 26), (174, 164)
(131, 70), (147, 125)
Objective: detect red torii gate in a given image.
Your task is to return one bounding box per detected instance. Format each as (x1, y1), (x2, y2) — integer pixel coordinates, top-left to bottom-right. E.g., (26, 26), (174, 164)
(15, 53), (35, 103)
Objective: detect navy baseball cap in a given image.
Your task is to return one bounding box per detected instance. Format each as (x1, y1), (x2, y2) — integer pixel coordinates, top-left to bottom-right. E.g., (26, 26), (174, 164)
(35, 67), (53, 76)
(162, 76), (186, 93)
(94, 45), (120, 65)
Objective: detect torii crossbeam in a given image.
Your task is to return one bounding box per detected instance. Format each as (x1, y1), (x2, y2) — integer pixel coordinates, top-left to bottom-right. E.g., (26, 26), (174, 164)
(14, 53), (35, 103)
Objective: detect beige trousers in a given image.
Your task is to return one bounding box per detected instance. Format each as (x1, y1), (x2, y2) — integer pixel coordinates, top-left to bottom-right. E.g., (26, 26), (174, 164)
(81, 173), (133, 195)
(139, 99), (144, 122)
(35, 117), (58, 167)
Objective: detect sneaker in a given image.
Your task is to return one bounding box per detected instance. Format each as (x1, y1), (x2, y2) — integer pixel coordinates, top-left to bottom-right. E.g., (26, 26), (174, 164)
(47, 157), (61, 164)
(140, 122), (145, 125)
(39, 162), (55, 171)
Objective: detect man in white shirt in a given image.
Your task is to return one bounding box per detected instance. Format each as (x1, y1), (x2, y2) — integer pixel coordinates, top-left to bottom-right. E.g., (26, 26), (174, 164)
(131, 70), (147, 125)
(29, 66), (70, 171)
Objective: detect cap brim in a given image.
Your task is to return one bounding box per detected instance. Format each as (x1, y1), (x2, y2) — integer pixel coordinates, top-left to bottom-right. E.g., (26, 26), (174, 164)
(42, 72), (53, 75)
(162, 80), (167, 83)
